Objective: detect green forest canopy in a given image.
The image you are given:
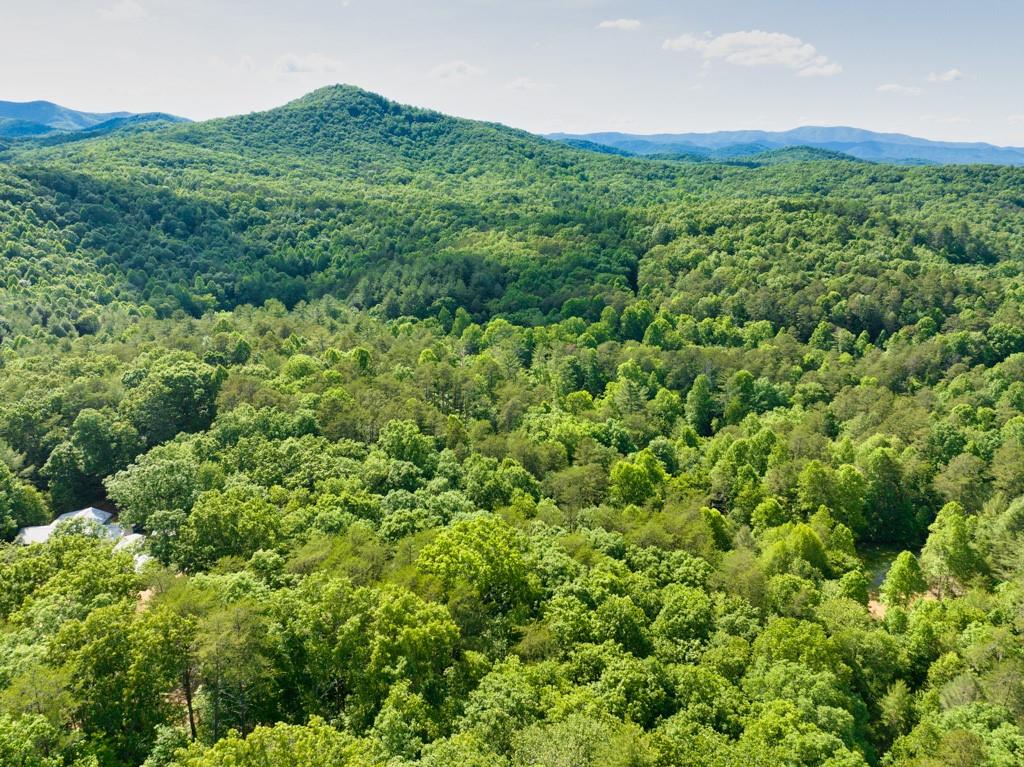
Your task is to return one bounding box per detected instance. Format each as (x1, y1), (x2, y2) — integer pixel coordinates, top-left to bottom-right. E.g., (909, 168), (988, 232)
(1, 86), (1024, 767)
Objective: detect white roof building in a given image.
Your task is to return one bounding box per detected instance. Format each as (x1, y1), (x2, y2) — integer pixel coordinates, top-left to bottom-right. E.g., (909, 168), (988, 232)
(17, 507), (124, 545)
(16, 507), (150, 569)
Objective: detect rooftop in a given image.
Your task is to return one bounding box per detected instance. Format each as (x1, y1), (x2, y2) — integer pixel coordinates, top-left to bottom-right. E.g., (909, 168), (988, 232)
(17, 506), (124, 545)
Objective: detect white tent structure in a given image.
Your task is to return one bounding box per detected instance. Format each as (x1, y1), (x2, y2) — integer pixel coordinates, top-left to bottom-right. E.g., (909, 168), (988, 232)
(114, 533), (153, 570)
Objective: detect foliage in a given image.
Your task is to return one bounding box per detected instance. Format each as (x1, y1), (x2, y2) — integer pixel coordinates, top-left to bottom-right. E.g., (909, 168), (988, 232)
(0, 85), (1023, 767)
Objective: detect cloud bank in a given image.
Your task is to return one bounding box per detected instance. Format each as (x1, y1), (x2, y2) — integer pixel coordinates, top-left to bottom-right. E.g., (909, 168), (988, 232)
(275, 53), (346, 75)
(597, 19), (641, 31)
(877, 83), (922, 96)
(928, 68), (965, 82)
(664, 30), (841, 77)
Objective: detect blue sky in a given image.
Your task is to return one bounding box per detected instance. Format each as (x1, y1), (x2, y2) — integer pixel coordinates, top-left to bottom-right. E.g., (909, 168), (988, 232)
(4, 0), (1023, 144)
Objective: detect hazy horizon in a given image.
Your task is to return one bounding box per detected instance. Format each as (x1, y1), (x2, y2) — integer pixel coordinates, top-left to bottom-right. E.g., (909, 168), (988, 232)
(8, 84), (1024, 152)
(3, 1), (1023, 145)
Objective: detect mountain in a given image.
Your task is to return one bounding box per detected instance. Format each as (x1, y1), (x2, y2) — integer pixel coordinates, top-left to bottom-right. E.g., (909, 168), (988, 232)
(162, 85), (572, 178)
(0, 85), (671, 325)
(548, 126), (1024, 166)
(28, 112), (192, 146)
(0, 99), (132, 131)
(0, 99), (189, 139)
(2, 81), (1020, 334)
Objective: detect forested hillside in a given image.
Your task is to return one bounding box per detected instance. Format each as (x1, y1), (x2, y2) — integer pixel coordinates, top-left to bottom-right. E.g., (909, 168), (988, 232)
(2, 86), (1024, 767)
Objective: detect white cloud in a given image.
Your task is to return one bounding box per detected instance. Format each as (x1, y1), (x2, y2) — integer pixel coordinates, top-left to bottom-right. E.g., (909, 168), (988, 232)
(597, 19), (641, 31)
(928, 68), (965, 82)
(921, 114), (972, 125)
(877, 83), (923, 96)
(98, 0), (144, 20)
(275, 53), (346, 76)
(209, 54), (258, 75)
(1010, 115), (1024, 125)
(429, 60), (485, 81)
(663, 30), (841, 77)
(507, 77), (544, 91)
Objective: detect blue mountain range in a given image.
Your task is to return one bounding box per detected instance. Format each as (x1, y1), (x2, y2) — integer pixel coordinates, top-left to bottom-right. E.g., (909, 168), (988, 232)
(547, 126), (1024, 166)
(0, 99), (189, 139)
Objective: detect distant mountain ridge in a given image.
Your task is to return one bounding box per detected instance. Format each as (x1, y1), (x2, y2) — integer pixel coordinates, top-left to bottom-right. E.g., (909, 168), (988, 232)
(0, 99), (189, 139)
(0, 99), (132, 131)
(6, 91), (1023, 166)
(547, 126), (1024, 166)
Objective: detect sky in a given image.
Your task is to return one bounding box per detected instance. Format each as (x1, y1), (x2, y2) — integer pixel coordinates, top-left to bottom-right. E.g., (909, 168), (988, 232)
(3, 0), (1024, 145)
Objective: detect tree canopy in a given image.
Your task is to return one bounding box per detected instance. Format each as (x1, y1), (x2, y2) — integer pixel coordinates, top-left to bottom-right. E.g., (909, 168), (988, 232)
(1, 85), (1023, 767)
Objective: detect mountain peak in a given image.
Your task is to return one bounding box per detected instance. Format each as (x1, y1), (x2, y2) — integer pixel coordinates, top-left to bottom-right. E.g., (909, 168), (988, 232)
(276, 84), (429, 120)
(173, 85), (541, 172)
(288, 83), (386, 105)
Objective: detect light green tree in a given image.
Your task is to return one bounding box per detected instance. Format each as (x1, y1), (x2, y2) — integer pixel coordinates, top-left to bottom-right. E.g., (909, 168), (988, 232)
(920, 502), (985, 595)
(880, 551), (927, 608)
